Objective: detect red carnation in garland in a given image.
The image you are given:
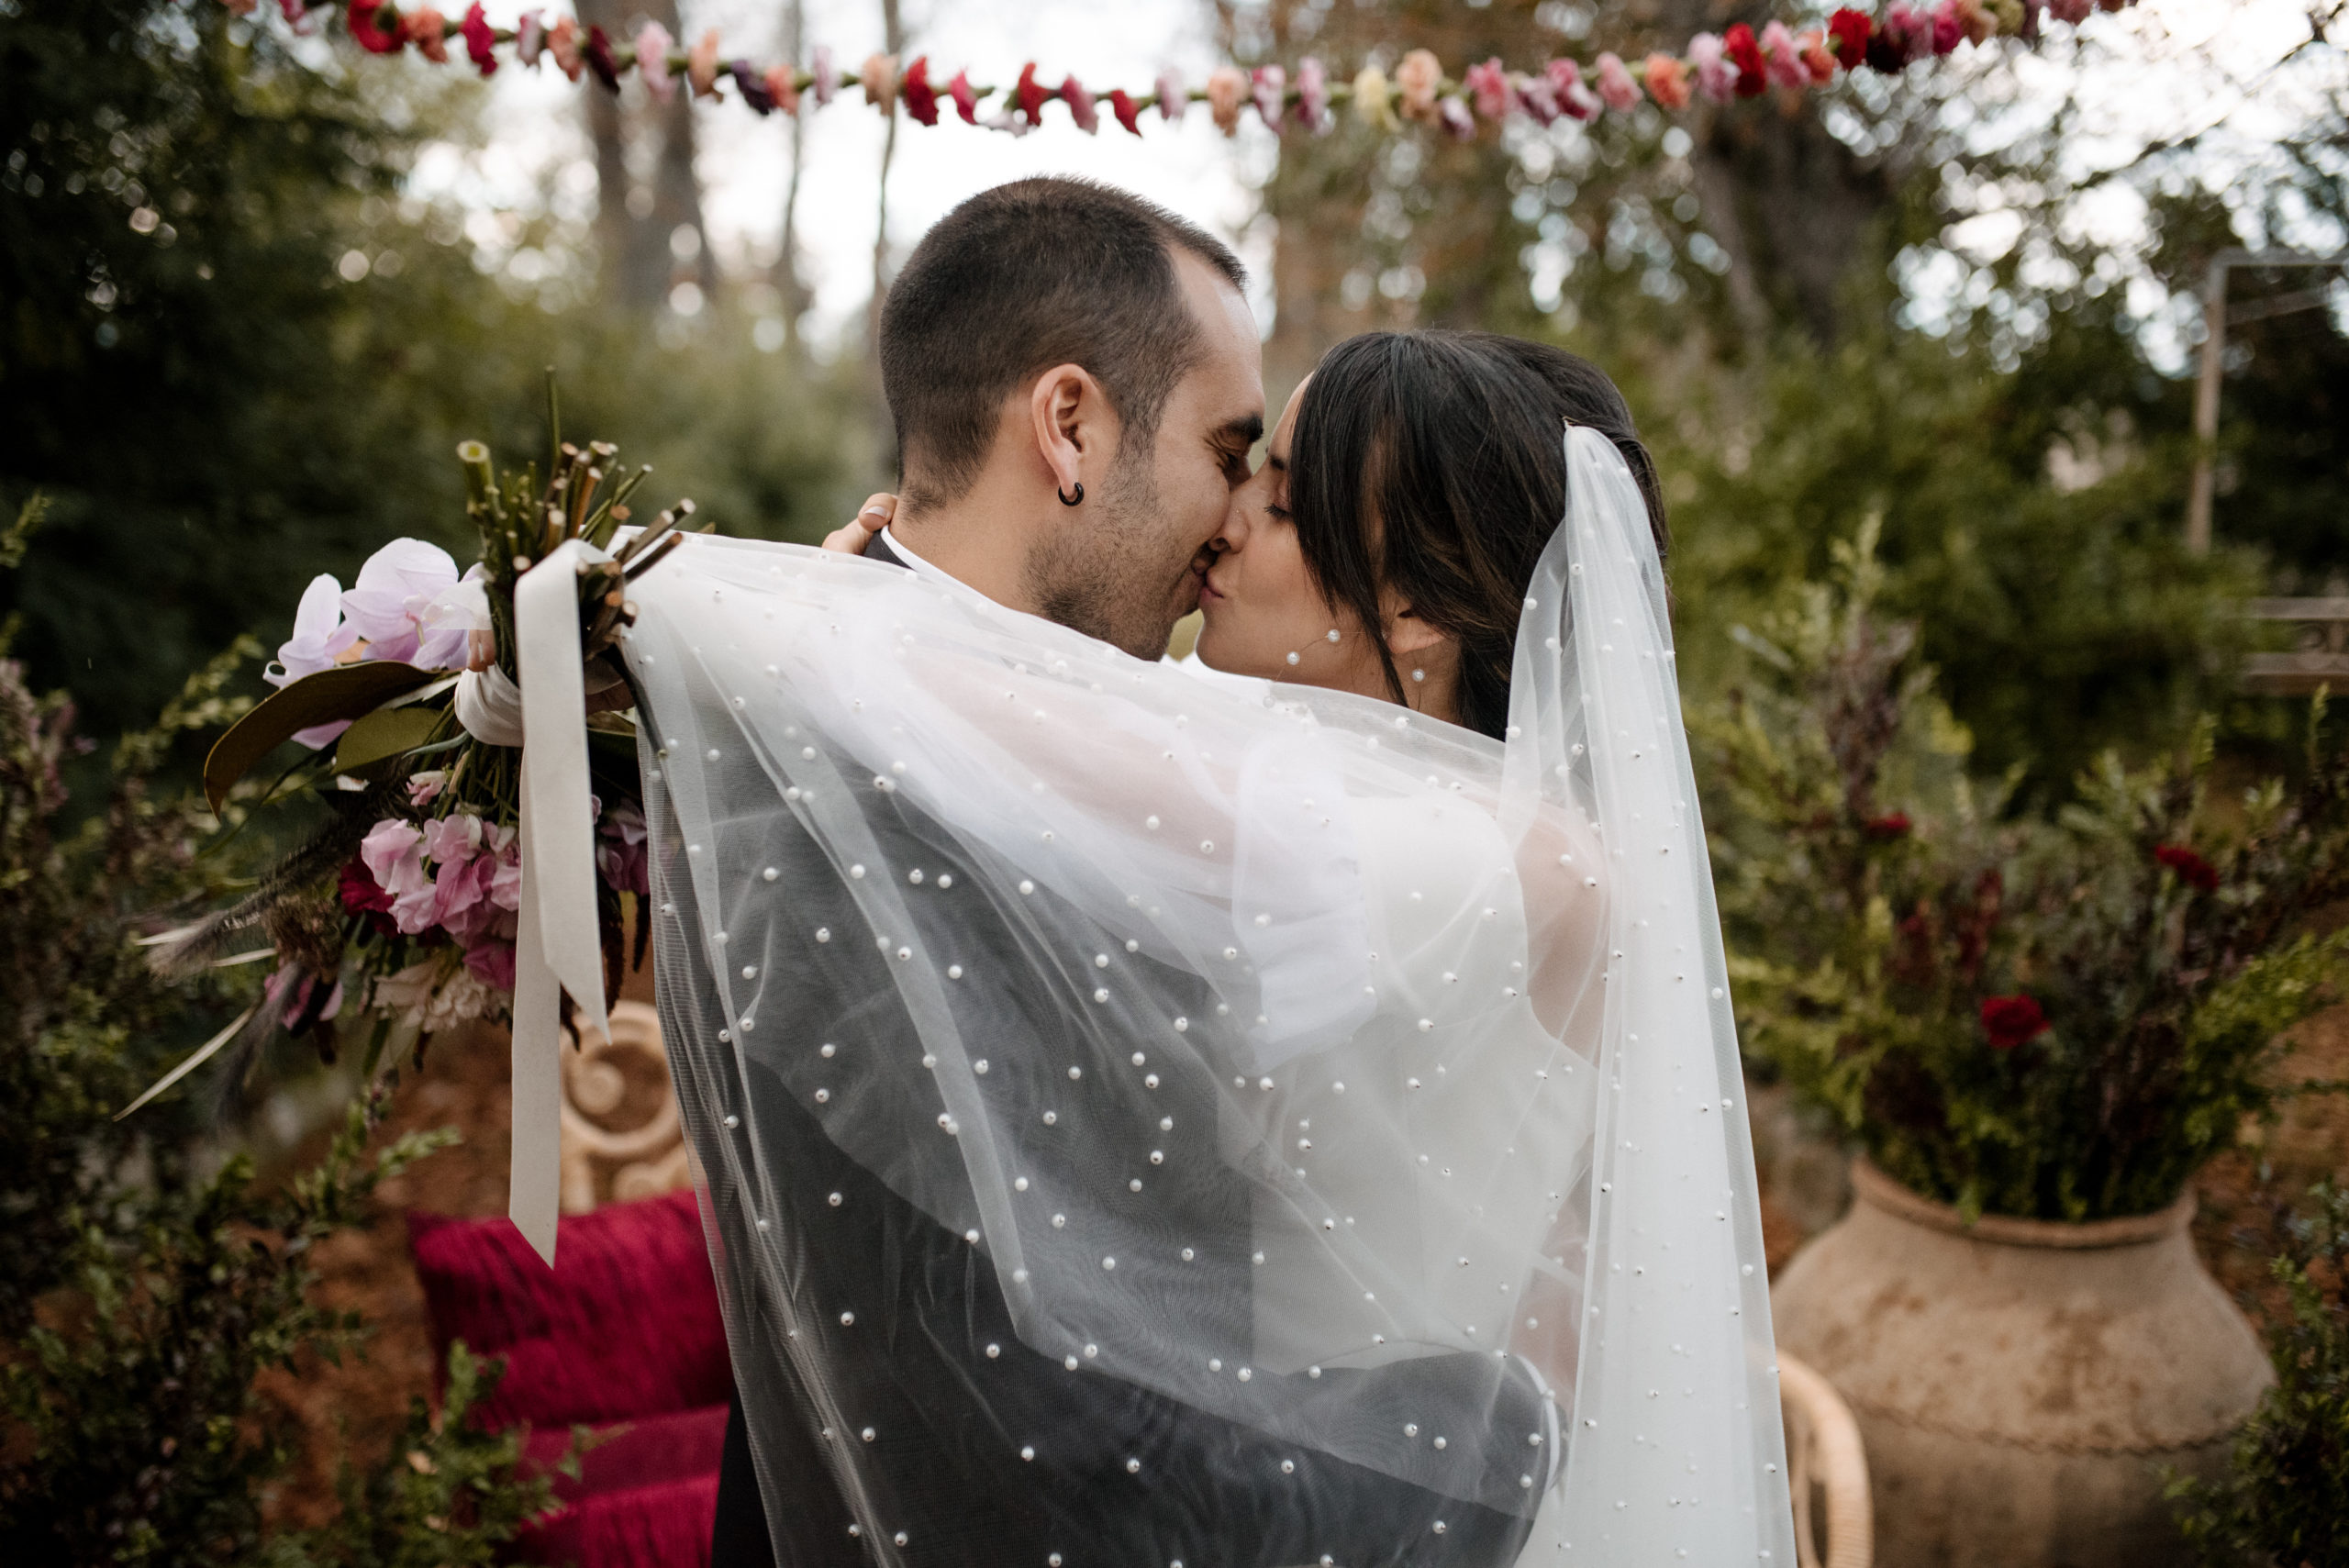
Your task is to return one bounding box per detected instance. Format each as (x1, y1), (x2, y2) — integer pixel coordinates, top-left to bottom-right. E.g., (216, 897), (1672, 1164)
(1015, 61), (1050, 126)
(1828, 7), (1873, 68)
(2154, 842), (2221, 893)
(1108, 88), (1143, 136)
(583, 25), (621, 92)
(1980, 994), (2050, 1051)
(1723, 23), (1768, 96)
(460, 2), (497, 77)
(346, 0), (408, 54)
(901, 56), (940, 126)
(948, 68), (979, 124)
(1864, 811), (1914, 841)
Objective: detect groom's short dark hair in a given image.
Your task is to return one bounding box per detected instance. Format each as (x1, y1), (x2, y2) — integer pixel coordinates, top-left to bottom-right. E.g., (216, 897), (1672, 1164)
(879, 177), (1246, 507)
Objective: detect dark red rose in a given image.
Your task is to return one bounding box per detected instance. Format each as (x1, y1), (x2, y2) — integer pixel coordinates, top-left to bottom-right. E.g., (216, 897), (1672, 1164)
(584, 25), (621, 92)
(1015, 61), (1049, 125)
(900, 56), (940, 126)
(346, 0), (408, 54)
(2154, 843), (2220, 892)
(1980, 994), (2050, 1051)
(1864, 812), (1914, 841)
(1108, 88), (1143, 136)
(1724, 24), (1768, 96)
(1828, 8), (1874, 69)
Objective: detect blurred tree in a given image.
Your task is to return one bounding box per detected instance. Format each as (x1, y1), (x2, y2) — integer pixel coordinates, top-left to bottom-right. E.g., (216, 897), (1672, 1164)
(577, 0), (717, 313)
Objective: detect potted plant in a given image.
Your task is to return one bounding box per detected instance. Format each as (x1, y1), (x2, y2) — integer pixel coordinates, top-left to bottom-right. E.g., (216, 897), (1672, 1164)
(1697, 526), (2349, 1568)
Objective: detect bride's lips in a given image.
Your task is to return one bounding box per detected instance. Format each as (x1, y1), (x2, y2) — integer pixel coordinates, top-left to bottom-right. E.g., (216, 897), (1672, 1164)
(1198, 570), (1228, 609)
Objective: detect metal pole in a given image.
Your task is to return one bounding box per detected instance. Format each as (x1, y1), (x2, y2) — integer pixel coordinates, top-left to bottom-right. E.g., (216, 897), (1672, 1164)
(2186, 256), (2227, 557)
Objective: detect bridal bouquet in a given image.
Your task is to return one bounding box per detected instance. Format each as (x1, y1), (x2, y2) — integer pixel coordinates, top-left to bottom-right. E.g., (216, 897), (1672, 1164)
(165, 393), (687, 1075)
(1700, 525), (2349, 1223)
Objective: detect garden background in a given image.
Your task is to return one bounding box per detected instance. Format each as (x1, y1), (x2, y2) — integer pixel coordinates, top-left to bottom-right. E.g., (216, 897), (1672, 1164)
(2, 0), (2344, 1563)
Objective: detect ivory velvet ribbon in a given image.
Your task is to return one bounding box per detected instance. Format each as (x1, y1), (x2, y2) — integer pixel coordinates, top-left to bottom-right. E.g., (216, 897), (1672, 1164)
(500, 539), (613, 1265)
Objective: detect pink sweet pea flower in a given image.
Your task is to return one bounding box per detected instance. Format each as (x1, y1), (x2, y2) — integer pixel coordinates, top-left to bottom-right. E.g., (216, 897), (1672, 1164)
(464, 938), (518, 993)
(1294, 57), (1329, 128)
(1251, 64), (1286, 129)
(1464, 58), (1512, 122)
(1595, 52), (1642, 113)
(340, 539), (459, 665)
(420, 812), (484, 866)
(516, 10), (545, 66)
(637, 22), (674, 99)
(1155, 67), (1187, 122)
(361, 819), (428, 896)
(1545, 59), (1599, 120)
(1062, 73), (1098, 133)
(810, 44), (837, 105)
(1761, 21), (1811, 88)
(1687, 33), (1740, 103)
(406, 770), (449, 807)
(1518, 72), (1563, 127)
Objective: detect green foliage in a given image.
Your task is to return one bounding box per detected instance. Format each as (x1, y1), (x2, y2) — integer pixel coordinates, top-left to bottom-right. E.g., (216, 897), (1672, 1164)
(2169, 1183), (2349, 1568)
(0, 528), (558, 1562)
(1700, 526), (2349, 1221)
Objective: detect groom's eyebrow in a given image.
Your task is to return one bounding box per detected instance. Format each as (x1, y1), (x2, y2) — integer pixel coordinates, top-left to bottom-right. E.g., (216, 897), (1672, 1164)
(1214, 413), (1264, 450)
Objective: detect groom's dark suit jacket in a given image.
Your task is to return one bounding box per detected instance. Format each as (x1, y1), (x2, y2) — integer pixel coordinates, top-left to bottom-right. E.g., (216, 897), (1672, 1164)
(674, 535), (1546, 1568)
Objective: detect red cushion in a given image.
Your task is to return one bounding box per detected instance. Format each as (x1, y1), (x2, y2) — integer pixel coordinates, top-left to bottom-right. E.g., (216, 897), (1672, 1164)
(511, 1472), (719, 1568)
(407, 1189), (730, 1429)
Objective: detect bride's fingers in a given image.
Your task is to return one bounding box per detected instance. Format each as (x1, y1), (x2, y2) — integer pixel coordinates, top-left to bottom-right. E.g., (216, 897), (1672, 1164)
(820, 494), (898, 555)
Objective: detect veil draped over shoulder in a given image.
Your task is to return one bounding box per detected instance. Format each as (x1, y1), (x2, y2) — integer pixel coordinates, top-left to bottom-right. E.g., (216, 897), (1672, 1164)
(613, 428), (1794, 1566)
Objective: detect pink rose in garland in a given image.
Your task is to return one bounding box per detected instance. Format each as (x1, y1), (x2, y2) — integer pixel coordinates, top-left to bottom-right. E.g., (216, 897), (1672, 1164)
(1205, 66), (1247, 134)
(1394, 49), (1443, 123)
(638, 22), (676, 101)
(1250, 64), (1286, 129)
(1687, 33), (1740, 103)
(408, 6), (447, 64)
(1760, 21), (1812, 88)
(1980, 994), (2051, 1051)
(1464, 58), (1512, 122)
(1062, 73), (1099, 134)
(1643, 52), (1693, 110)
(1155, 68), (1187, 124)
(1294, 57), (1330, 129)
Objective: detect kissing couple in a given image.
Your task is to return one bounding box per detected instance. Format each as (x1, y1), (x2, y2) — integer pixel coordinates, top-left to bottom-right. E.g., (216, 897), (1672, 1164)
(618, 175), (1795, 1568)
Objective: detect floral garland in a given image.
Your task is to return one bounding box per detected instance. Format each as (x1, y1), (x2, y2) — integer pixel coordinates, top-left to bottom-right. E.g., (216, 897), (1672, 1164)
(226, 0), (2139, 138)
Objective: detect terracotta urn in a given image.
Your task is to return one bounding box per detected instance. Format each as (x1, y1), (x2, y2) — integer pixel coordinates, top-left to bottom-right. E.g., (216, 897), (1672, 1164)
(1770, 1158), (2273, 1568)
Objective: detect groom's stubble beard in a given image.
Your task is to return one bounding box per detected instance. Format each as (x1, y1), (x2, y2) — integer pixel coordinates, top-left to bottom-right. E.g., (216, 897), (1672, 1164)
(1023, 446), (1189, 661)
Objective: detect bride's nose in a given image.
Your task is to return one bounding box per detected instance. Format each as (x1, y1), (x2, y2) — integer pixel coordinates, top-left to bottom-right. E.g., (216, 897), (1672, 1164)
(1210, 493), (1252, 555)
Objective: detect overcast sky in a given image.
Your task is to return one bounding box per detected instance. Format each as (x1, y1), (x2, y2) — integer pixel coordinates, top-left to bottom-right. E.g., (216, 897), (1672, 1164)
(400, 0), (2339, 350)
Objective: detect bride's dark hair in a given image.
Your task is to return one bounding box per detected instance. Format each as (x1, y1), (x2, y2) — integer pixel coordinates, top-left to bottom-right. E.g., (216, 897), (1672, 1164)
(1286, 330), (1667, 740)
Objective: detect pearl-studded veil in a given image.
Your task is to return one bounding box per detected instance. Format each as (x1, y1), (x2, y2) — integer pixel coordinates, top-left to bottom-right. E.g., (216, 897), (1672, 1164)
(619, 427), (1794, 1566)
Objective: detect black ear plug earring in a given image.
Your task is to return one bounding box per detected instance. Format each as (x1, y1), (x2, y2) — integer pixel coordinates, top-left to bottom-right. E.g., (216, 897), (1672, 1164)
(1058, 481), (1085, 506)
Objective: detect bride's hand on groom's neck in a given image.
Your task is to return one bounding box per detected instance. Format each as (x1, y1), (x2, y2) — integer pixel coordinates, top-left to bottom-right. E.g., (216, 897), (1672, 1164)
(821, 495), (896, 556)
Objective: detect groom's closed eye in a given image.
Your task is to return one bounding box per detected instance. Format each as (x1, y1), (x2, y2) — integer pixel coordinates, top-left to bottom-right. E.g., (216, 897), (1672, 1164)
(1210, 415), (1264, 488)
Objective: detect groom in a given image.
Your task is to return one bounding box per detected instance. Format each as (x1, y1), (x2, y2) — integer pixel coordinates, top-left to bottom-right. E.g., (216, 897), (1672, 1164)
(696, 177), (1542, 1567)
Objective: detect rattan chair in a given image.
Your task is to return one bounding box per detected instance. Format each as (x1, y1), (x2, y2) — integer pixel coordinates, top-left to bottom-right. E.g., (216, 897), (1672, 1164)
(1779, 1351), (1874, 1568)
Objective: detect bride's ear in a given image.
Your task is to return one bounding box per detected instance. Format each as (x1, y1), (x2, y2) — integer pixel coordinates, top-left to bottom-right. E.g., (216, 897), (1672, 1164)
(1029, 363), (1108, 503)
(1383, 600), (1452, 660)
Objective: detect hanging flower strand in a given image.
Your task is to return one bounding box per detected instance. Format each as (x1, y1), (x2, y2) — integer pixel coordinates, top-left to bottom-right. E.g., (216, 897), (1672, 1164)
(305, 2), (2139, 137)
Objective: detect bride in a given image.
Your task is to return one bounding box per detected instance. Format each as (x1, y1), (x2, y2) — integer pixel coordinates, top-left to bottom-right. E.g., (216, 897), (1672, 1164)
(628, 323), (1792, 1565)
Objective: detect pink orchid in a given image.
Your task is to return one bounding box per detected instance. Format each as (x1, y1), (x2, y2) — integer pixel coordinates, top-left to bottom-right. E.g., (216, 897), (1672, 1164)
(269, 573), (357, 748)
(1595, 52), (1642, 113)
(1294, 57), (1329, 128)
(1687, 33), (1741, 103)
(1155, 67), (1187, 122)
(1761, 21), (1812, 88)
(339, 539), (459, 665)
(414, 563), (489, 671)
(1464, 58), (1511, 121)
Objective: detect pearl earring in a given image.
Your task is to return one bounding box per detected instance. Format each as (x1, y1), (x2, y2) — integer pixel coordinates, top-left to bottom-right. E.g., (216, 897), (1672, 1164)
(1286, 651), (1301, 666)
(1411, 668), (1426, 683)
(1326, 629), (1341, 643)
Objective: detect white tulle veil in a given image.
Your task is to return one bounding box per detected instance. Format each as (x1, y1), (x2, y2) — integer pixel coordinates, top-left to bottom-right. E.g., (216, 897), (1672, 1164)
(616, 426), (1794, 1565)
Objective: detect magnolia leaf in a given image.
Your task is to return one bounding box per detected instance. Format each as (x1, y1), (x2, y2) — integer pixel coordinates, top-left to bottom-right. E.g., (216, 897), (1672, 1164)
(333, 705), (449, 777)
(204, 661), (437, 816)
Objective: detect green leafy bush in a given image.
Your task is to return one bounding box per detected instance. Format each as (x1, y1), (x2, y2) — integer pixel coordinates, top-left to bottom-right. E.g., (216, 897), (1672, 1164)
(2169, 1183), (2349, 1568)
(1699, 522), (2348, 1221)
(0, 506), (563, 1564)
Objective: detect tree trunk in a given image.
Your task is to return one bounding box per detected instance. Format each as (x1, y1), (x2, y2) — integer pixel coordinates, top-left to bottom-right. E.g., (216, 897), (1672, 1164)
(775, 0), (809, 354)
(576, 0), (718, 313)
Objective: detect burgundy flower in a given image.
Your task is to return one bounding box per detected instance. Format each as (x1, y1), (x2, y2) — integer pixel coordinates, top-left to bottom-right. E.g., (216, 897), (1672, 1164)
(732, 60), (776, 115)
(459, 2), (496, 76)
(948, 68), (979, 124)
(583, 25), (621, 92)
(901, 56), (940, 126)
(1980, 994), (2050, 1051)
(1108, 88), (1143, 136)
(1864, 812), (1914, 841)
(2154, 843), (2220, 893)
(346, 0), (408, 53)
(1828, 7), (1873, 68)
(1723, 23), (1768, 96)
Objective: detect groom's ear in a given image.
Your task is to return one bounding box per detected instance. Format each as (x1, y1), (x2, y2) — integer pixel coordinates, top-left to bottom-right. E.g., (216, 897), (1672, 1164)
(1027, 362), (1114, 501)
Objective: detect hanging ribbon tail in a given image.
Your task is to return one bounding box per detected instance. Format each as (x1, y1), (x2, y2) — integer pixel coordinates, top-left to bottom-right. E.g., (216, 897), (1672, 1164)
(509, 538), (614, 1266)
